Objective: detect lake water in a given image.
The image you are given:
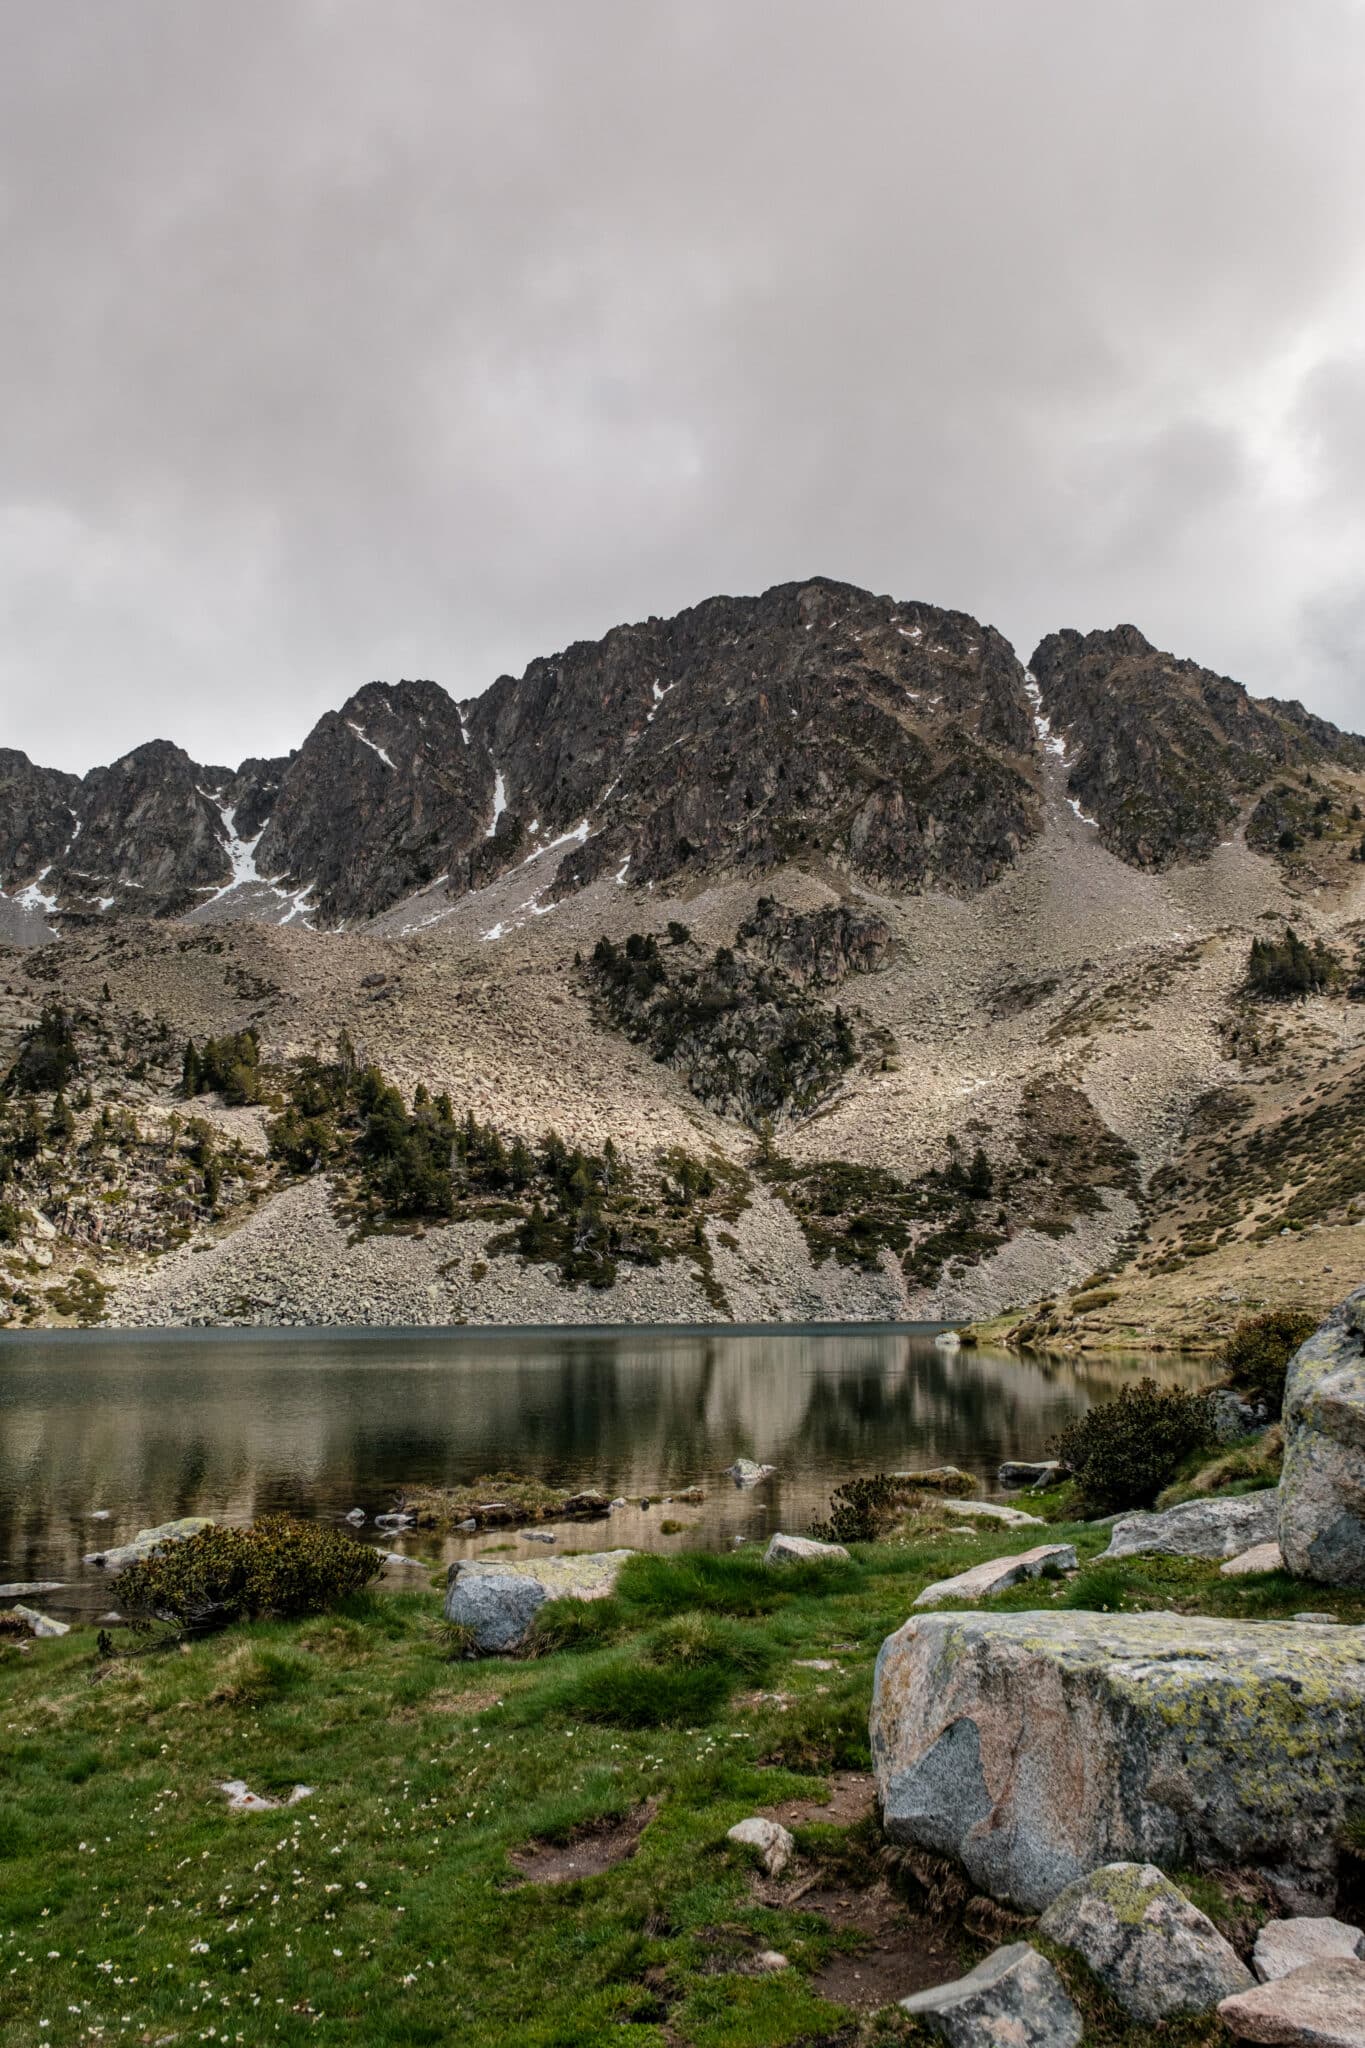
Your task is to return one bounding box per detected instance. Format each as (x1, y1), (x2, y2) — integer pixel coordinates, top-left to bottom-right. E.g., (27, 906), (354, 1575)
(0, 1324), (1208, 1616)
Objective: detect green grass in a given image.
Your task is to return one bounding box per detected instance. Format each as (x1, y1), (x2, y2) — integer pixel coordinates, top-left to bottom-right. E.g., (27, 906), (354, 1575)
(3, 1520), (1364, 2047)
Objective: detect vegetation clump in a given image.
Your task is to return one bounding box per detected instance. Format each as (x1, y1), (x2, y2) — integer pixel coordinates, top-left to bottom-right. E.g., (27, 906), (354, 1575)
(810, 1474), (908, 1544)
(1218, 1306), (1317, 1419)
(1053, 1378), (1216, 1515)
(2, 1003), (80, 1095)
(1246, 926), (1340, 1000)
(180, 1027), (265, 1105)
(113, 1516), (382, 1641)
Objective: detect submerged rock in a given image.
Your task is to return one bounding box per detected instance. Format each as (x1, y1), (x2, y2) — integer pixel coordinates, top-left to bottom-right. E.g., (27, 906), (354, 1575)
(1038, 1862), (1252, 2020)
(898, 1942), (1082, 2047)
(870, 1610), (1365, 1912)
(1279, 1284), (1365, 1589)
(85, 1517), (215, 1569)
(443, 1551), (634, 1655)
(1101, 1489), (1279, 1561)
(913, 1543), (1076, 1609)
(727, 1459), (776, 1485)
(893, 1465), (977, 1495)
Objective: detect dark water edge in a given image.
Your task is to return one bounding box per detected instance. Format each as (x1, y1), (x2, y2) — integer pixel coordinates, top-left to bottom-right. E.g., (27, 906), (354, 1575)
(0, 1321), (1209, 1614)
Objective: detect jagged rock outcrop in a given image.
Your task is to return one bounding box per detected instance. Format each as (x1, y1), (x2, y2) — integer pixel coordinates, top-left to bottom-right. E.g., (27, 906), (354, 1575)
(735, 895), (894, 985)
(1030, 624), (1365, 868)
(57, 741), (233, 916)
(472, 578), (1040, 900)
(871, 1609), (1365, 1912)
(0, 749), (80, 889)
(1279, 1284), (1365, 1588)
(255, 680), (496, 924)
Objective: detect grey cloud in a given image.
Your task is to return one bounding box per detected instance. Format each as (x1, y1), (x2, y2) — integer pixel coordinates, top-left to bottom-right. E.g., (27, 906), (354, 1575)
(2, 0), (1364, 770)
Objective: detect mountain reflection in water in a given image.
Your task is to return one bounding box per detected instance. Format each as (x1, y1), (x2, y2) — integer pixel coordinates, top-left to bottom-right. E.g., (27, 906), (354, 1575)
(0, 1324), (1208, 1605)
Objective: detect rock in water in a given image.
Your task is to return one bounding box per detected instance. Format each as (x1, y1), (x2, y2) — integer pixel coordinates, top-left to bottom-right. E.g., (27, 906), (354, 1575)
(727, 1459), (776, 1485)
(898, 1943), (1082, 2047)
(443, 1551), (634, 1654)
(1253, 1916), (1365, 1982)
(1101, 1489), (1279, 1561)
(84, 1517), (214, 1569)
(763, 1533), (849, 1565)
(913, 1543), (1076, 1608)
(726, 1817), (794, 1877)
(1218, 1958), (1365, 2044)
(1038, 1862), (1252, 2020)
(1280, 1284), (1365, 1589)
(998, 1460), (1066, 1489)
(870, 1610), (1365, 1912)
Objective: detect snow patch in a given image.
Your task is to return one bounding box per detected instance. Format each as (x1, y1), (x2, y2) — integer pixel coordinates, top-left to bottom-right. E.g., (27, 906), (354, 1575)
(346, 721), (396, 770)
(614, 855), (631, 886)
(485, 769), (507, 837)
(14, 868), (59, 916)
(1022, 670), (1070, 761)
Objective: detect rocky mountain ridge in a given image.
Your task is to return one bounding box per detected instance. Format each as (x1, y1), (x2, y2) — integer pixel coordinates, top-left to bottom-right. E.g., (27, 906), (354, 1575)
(5, 580), (1362, 942)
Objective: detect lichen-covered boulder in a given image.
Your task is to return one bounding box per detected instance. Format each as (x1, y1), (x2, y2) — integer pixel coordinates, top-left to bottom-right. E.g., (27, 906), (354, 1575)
(898, 1943), (1082, 2046)
(870, 1610), (1365, 1912)
(1101, 1489), (1279, 1562)
(443, 1551), (633, 1654)
(1279, 1284), (1365, 1589)
(1037, 1862), (1252, 2020)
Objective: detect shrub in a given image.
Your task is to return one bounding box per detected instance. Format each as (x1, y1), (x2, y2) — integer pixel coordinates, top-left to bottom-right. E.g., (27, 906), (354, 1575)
(810, 1474), (905, 1544)
(113, 1516), (382, 1640)
(1053, 1379), (1215, 1515)
(1247, 928), (1339, 1000)
(1219, 1307), (1317, 1420)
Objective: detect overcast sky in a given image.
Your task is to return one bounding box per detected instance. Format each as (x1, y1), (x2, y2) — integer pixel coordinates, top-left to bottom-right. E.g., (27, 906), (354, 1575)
(4, 1), (1365, 773)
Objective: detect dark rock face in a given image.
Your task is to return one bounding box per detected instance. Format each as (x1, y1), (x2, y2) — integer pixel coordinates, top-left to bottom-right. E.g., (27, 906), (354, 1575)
(0, 750), (80, 889)
(1030, 626), (1365, 868)
(472, 579), (1040, 901)
(735, 896), (894, 985)
(56, 741), (231, 916)
(255, 680), (495, 924)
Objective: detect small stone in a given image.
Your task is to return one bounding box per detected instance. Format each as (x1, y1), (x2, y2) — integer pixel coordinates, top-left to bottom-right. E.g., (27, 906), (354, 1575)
(523, 1531), (556, 1544)
(764, 1532), (849, 1566)
(381, 1552), (428, 1568)
(893, 1465), (977, 1496)
(1038, 1861), (1252, 2020)
(220, 1779), (314, 1814)
(899, 1942), (1082, 2047)
(753, 1950), (788, 1971)
(1222, 1542), (1285, 1576)
(913, 1543), (1077, 1609)
(608, 1497), (626, 1511)
(1253, 1916), (1365, 1982)
(456, 1517), (477, 1533)
(794, 1658), (836, 1671)
(1294, 1612), (1341, 1625)
(944, 1500), (1045, 1528)
(726, 1816), (795, 1877)
(998, 1460), (1066, 1490)
(1218, 1957), (1365, 2043)
(344, 1509), (366, 1525)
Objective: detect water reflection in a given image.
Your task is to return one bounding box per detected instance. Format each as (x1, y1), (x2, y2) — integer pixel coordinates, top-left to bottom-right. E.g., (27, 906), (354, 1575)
(0, 1324), (1208, 1606)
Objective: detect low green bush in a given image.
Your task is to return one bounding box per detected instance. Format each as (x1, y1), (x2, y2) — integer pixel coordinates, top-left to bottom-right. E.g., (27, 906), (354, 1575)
(1219, 1306), (1317, 1419)
(1053, 1379), (1215, 1515)
(810, 1473), (905, 1543)
(113, 1516), (382, 1640)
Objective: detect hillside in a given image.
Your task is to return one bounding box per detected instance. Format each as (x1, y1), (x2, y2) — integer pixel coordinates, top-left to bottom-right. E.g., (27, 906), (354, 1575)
(1, 582), (1363, 1337)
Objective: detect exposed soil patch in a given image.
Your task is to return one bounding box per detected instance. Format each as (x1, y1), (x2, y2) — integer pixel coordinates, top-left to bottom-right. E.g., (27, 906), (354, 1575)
(509, 1798), (657, 1884)
(758, 1769), (877, 1830)
(802, 1879), (958, 2012)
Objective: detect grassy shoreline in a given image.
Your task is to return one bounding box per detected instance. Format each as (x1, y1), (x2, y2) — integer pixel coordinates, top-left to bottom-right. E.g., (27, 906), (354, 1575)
(4, 1512), (1364, 2048)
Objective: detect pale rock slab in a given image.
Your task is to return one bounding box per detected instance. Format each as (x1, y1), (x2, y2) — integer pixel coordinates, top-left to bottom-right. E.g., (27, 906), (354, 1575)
(898, 1942), (1082, 2047)
(1218, 1958), (1365, 2044)
(85, 1517), (215, 1569)
(443, 1550), (634, 1655)
(11, 1605), (69, 1637)
(1037, 1861), (1252, 2020)
(944, 1499), (1045, 1528)
(764, 1532), (849, 1565)
(870, 1610), (1365, 1912)
(1280, 1284), (1365, 1590)
(1222, 1541), (1285, 1576)
(726, 1816), (794, 1877)
(913, 1543), (1076, 1609)
(1253, 1916), (1365, 1982)
(1102, 1489), (1279, 1562)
